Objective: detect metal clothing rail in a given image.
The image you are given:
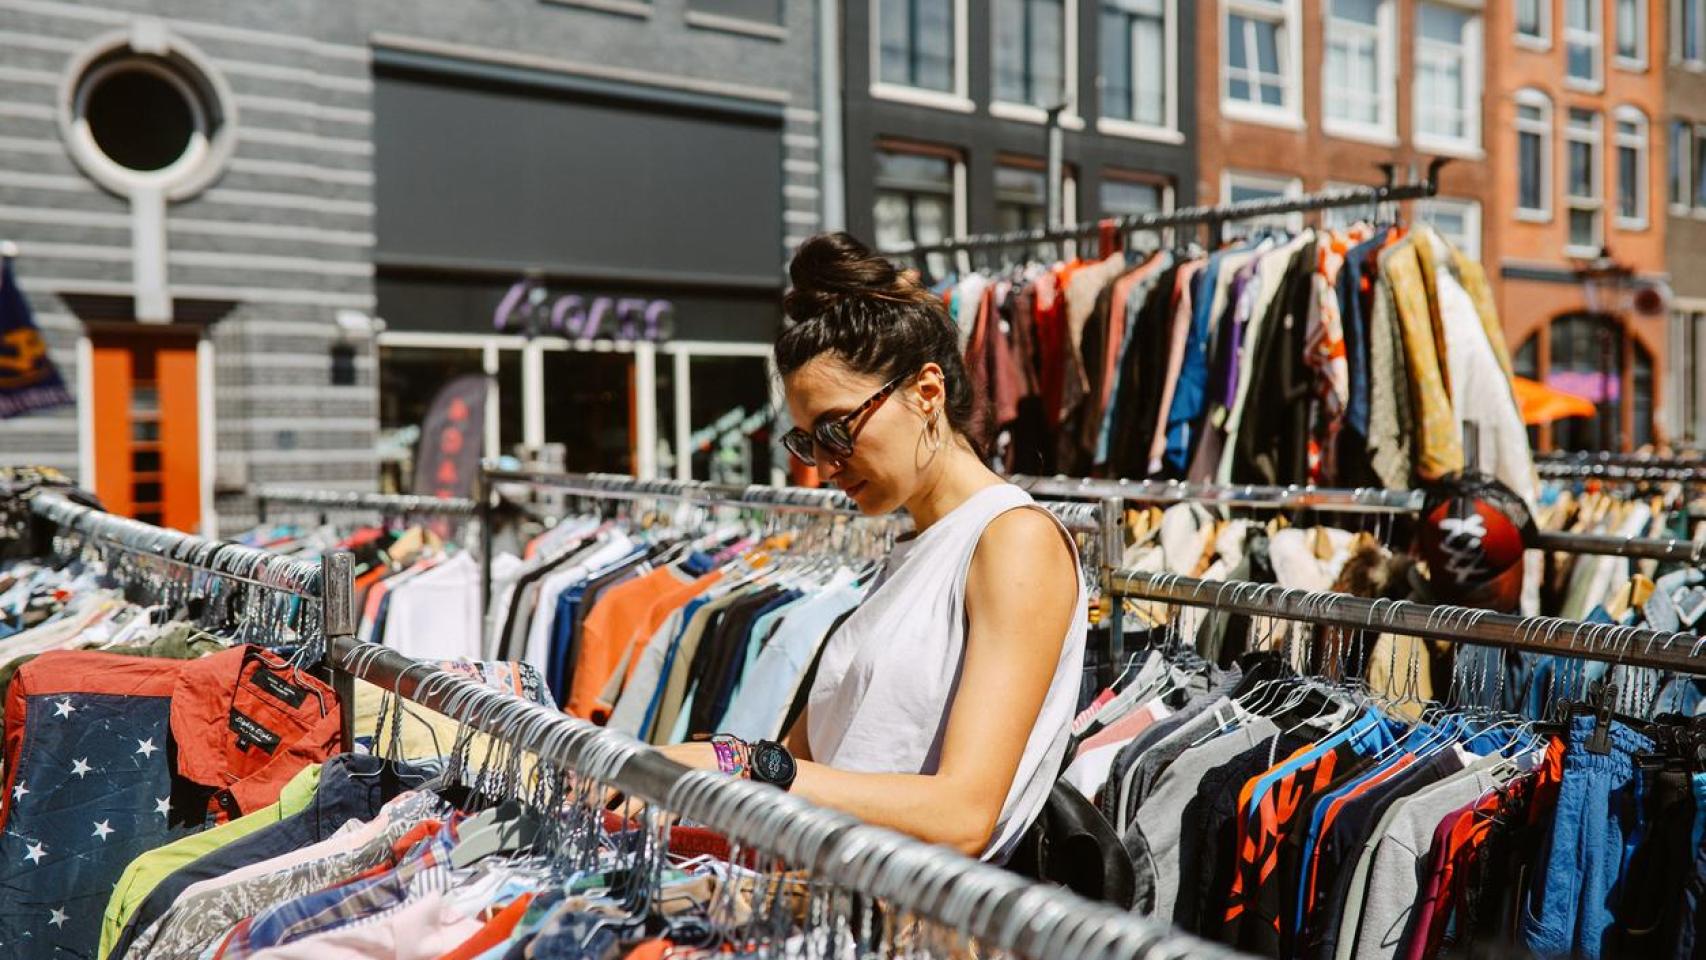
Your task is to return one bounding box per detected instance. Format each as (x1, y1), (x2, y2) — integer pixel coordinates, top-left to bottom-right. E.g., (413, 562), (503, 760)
(324, 633), (1243, 960)
(1015, 474), (1706, 564)
(248, 485), (478, 523)
(1537, 452), (1706, 470)
(880, 158), (1447, 257)
(1110, 569), (1706, 676)
(24, 489), (362, 753)
(1535, 460), (1706, 483)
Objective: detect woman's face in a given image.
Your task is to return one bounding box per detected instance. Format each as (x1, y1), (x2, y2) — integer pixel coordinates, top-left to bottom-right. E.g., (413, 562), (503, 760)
(783, 356), (935, 515)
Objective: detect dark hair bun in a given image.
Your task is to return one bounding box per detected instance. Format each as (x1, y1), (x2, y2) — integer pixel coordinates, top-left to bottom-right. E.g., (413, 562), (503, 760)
(782, 232), (920, 322)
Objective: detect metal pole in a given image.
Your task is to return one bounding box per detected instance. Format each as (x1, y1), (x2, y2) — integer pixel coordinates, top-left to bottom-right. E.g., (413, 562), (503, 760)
(1110, 569), (1706, 675)
(1100, 495), (1125, 664)
(1046, 103), (1066, 230)
(320, 550), (358, 754)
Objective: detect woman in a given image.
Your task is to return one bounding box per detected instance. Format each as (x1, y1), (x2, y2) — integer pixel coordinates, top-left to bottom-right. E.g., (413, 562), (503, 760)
(659, 233), (1087, 862)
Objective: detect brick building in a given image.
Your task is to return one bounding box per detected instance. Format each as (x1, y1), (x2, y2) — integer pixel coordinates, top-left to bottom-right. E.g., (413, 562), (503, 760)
(1665, 0), (1706, 445)
(1487, 0), (1669, 452)
(0, 0), (821, 533)
(1192, 1), (1492, 252)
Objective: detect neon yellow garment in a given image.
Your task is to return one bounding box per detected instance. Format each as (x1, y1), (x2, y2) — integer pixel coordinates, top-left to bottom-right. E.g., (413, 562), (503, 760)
(97, 763), (321, 959)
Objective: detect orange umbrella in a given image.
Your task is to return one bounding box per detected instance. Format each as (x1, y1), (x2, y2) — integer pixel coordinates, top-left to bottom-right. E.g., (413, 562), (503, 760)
(1510, 376), (1597, 425)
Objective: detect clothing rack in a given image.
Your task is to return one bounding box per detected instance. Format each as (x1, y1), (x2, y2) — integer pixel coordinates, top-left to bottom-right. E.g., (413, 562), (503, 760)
(1535, 459), (1706, 483)
(323, 633), (1240, 960)
(1014, 474), (1706, 565)
(247, 485), (478, 524)
(879, 158), (1448, 258)
(10, 485), (1242, 960)
(23, 489), (361, 753)
(1537, 452), (1706, 470)
(1108, 569), (1706, 677)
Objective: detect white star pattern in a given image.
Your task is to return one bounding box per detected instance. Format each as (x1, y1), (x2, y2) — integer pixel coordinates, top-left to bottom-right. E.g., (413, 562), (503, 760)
(69, 758), (91, 779)
(91, 820), (113, 841)
(10, 782), (26, 801)
(135, 738), (159, 759)
(47, 908), (67, 928)
(154, 796), (171, 818)
(22, 841), (45, 865)
(51, 699), (75, 719)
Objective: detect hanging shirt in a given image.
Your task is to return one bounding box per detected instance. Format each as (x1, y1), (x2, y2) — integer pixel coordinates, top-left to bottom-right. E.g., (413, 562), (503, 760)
(383, 552), (483, 662)
(0, 645), (341, 960)
(719, 575), (865, 742)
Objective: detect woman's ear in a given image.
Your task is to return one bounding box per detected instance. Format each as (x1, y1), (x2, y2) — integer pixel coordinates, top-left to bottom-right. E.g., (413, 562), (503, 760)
(913, 363), (947, 415)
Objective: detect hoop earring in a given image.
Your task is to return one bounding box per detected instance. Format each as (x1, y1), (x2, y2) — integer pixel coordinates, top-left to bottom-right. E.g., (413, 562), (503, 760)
(926, 410), (942, 452)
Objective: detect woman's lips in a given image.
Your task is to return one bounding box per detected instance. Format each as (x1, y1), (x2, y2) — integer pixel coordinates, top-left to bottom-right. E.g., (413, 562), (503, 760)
(841, 480), (867, 498)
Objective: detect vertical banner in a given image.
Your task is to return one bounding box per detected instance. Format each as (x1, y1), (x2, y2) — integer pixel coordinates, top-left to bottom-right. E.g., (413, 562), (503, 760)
(413, 373), (490, 500)
(0, 258), (73, 420)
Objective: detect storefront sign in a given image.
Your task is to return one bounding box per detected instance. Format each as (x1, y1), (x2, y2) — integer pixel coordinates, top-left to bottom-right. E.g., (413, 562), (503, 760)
(414, 373), (489, 500)
(492, 278), (674, 342)
(0, 259), (73, 420)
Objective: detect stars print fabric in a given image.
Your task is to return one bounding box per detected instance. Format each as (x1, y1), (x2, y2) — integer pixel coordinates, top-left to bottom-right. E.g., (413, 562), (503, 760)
(0, 645), (341, 960)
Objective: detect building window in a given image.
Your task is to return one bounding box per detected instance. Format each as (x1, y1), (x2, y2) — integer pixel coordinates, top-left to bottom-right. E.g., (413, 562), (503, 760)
(1516, 90), (1552, 219)
(876, 0), (961, 96)
(1099, 174), (1170, 249)
(1414, 2), (1482, 151)
(1673, 0), (1703, 64)
(1672, 309), (1706, 443)
(1515, 0), (1549, 45)
(1099, 0), (1174, 132)
(1565, 0), (1603, 86)
(1222, 169), (1304, 235)
(994, 0), (1068, 107)
(1418, 197), (1482, 258)
(1697, 123), (1706, 208)
(1533, 314), (1653, 453)
(1566, 107), (1603, 253)
(1319, 180), (1381, 229)
(1223, 0), (1299, 123)
(873, 147), (959, 278)
(1323, 0), (1394, 139)
(1671, 120), (1693, 210)
(996, 163), (1049, 233)
(1614, 107), (1648, 228)
(1613, 0), (1645, 66)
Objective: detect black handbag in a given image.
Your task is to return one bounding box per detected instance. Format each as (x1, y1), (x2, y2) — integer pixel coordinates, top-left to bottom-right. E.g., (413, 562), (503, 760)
(1004, 779), (1137, 909)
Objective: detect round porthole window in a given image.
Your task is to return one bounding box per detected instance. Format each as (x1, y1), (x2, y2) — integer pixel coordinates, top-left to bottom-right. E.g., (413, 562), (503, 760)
(59, 26), (236, 200)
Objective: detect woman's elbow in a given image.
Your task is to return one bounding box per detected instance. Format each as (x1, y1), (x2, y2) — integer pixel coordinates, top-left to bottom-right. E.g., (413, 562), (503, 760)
(933, 803), (1000, 859)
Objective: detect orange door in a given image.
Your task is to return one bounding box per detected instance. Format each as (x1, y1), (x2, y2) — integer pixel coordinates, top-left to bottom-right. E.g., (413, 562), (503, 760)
(90, 330), (201, 532)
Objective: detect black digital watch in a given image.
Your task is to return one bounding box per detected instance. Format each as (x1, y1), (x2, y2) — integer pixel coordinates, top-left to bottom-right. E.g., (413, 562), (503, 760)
(748, 739), (797, 791)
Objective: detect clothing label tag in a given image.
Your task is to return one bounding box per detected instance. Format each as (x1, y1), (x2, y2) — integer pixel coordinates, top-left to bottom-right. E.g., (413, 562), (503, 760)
(249, 667), (309, 708)
(229, 707), (282, 754)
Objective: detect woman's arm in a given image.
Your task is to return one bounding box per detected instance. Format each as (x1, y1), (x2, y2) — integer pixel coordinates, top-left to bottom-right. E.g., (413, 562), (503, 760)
(660, 507), (1077, 857)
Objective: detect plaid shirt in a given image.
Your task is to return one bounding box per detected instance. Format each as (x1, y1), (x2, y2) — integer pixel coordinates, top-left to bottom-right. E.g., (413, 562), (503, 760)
(222, 818), (458, 958)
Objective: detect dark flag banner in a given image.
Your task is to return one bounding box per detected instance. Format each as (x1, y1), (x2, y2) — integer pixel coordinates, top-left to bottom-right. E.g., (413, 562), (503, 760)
(0, 258), (73, 420)
(413, 373), (489, 500)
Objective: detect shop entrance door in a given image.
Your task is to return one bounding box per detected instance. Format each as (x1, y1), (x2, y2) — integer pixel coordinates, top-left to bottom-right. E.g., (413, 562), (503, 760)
(90, 328), (201, 532)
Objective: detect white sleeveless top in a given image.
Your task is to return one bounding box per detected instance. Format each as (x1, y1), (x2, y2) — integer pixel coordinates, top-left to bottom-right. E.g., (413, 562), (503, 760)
(806, 483), (1088, 861)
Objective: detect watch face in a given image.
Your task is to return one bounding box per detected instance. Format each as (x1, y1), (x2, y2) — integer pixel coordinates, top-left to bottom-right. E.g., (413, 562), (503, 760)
(752, 743), (795, 784)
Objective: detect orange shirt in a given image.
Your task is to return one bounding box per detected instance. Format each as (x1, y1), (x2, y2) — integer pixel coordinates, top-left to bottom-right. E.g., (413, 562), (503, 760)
(569, 566), (718, 719)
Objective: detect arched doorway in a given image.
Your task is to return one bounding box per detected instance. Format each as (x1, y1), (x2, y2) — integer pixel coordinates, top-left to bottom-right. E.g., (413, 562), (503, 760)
(1512, 311), (1655, 452)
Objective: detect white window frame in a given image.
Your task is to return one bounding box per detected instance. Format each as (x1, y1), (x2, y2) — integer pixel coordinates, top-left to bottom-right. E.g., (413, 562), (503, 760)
(1674, 120), (1696, 214)
(1514, 88), (1553, 222)
(1564, 0), (1604, 90)
(1514, 0), (1551, 50)
(1221, 169), (1305, 233)
(1096, 0), (1184, 144)
(1671, 0), (1705, 67)
(1612, 0), (1647, 70)
(1412, 0), (1484, 158)
(991, 0), (1084, 128)
(1613, 105), (1649, 229)
(1565, 107), (1604, 256)
(871, 145), (967, 277)
(1321, 0), (1398, 145)
(1696, 122), (1706, 220)
(1417, 196), (1482, 258)
(1221, 0), (1305, 130)
(870, 0), (975, 113)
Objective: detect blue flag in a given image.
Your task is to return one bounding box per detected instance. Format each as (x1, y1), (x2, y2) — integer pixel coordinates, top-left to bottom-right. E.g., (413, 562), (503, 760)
(0, 257), (73, 420)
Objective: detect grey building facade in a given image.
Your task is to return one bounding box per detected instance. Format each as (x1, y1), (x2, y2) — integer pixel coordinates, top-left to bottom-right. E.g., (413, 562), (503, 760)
(838, 0), (1197, 269)
(0, 0), (821, 533)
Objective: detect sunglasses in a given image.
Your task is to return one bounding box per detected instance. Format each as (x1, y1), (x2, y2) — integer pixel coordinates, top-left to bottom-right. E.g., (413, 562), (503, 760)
(781, 375), (908, 467)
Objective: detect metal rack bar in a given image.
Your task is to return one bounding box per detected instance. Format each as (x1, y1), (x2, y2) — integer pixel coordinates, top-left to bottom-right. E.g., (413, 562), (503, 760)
(1110, 569), (1706, 675)
(1537, 452), (1706, 470)
(325, 634), (1241, 960)
(249, 485), (478, 523)
(1535, 461), (1706, 483)
(880, 158), (1446, 257)
(1016, 475), (1706, 563)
